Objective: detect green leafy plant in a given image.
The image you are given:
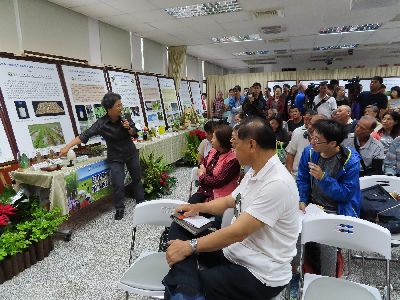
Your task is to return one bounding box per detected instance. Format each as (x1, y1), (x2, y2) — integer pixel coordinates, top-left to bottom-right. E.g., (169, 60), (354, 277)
(183, 129), (206, 167)
(0, 230), (30, 260)
(140, 153), (177, 199)
(0, 186), (16, 205)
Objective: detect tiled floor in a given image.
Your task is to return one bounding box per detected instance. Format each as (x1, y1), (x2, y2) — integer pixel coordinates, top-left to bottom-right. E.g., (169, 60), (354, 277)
(0, 167), (399, 300)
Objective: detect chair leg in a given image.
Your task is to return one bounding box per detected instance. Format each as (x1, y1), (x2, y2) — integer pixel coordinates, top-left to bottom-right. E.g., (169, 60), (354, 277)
(125, 291), (129, 300)
(347, 249), (351, 279)
(386, 260), (391, 300)
(361, 251), (365, 281)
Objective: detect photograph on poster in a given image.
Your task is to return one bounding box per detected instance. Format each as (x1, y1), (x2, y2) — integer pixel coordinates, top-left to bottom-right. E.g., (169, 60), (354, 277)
(145, 101), (153, 111)
(75, 105), (88, 121)
(131, 106), (140, 116)
(14, 101), (30, 119)
(93, 104), (106, 119)
(85, 105), (94, 120)
(28, 122), (65, 149)
(157, 112), (164, 120)
(171, 103), (179, 111)
(147, 113), (157, 122)
(32, 101), (65, 117)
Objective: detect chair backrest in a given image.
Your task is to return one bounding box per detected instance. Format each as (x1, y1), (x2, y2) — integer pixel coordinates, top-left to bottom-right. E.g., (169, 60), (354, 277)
(360, 175), (400, 193)
(132, 199), (187, 227)
(304, 277), (377, 300)
(301, 215), (391, 259)
(191, 167), (199, 183)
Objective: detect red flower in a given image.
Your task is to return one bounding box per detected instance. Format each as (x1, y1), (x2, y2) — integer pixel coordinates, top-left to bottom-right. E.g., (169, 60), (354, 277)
(0, 214), (9, 226)
(0, 204), (16, 216)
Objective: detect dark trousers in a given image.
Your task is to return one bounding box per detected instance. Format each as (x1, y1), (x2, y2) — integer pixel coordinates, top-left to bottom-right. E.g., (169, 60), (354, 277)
(163, 222), (285, 300)
(108, 150), (144, 210)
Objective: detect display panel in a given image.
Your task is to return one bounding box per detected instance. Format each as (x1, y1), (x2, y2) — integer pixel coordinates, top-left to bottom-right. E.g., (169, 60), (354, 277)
(189, 81), (204, 114)
(158, 77), (181, 126)
(0, 115), (14, 163)
(108, 71), (145, 128)
(179, 80), (193, 110)
(0, 58), (75, 157)
(137, 74), (166, 128)
(61, 65), (108, 144)
(267, 80), (297, 91)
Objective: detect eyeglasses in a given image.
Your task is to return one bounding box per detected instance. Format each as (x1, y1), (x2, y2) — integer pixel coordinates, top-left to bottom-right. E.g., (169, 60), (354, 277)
(310, 136), (327, 145)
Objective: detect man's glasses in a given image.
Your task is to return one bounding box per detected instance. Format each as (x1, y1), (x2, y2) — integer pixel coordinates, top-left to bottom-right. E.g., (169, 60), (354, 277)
(310, 136), (328, 145)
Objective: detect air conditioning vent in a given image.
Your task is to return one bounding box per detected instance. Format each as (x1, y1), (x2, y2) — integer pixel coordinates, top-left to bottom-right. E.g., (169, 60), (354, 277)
(390, 41), (400, 45)
(277, 54), (292, 58)
(274, 49), (288, 54)
(260, 25), (286, 34)
(389, 49), (400, 53)
(252, 8), (284, 18)
(244, 59), (277, 65)
(267, 38), (289, 43)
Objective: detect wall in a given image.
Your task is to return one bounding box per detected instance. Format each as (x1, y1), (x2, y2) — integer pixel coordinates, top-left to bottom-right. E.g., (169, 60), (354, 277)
(186, 54), (200, 80)
(204, 61), (225, 76)
(99, 22), (131, 69)
(142, 38), (166, 75)
(17, 0), (90, 60)
(0, 0), (19, 54)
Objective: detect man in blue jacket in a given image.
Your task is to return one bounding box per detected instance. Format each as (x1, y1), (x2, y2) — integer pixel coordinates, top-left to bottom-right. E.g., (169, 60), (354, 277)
(296, 119), (360, 276)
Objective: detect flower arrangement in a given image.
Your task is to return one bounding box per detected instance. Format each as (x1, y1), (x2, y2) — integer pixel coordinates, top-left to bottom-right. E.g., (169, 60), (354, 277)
(140, 153), (177, 199)
(184, 129), (206, 166)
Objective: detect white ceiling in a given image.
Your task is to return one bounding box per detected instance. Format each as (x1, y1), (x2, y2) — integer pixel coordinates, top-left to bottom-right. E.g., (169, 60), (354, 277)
(48, 0), (400, 70)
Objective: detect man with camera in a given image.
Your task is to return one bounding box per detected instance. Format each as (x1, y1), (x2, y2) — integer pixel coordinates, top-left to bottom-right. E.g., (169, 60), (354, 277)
(312, 82), (337, 118)
(356, 76), (388, 119)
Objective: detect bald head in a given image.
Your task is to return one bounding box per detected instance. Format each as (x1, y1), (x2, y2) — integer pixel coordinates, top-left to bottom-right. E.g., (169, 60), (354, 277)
(334, 105), (351, 124)
(355, 115), (377, 139)
(359, 115), (377, 130)
(298, 82), (306, 92)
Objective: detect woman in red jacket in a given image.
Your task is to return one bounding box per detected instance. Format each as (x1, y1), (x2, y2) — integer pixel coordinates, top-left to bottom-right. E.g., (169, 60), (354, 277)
(266, 86), (286, 116)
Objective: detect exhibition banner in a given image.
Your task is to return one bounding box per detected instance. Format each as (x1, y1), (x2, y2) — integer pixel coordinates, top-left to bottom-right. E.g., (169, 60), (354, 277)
(179, 80), (193, 110)
(65, 160), (112, 212)
(108, 71), (145, 127)
(0, 58), (75, 157)
(158, 77), (181, 126)
(137, 74), (166, 128)
(0, 116), (14, 163)
(189, 81), (204, 114)
(61, 65), (108, 144)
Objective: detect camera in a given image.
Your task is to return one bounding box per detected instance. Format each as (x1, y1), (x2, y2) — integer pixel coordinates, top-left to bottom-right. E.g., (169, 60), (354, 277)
(345, 76), (361, 90)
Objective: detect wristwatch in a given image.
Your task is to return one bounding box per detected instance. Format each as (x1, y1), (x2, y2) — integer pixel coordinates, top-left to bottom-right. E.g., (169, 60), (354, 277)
(189, 239), (198, 255)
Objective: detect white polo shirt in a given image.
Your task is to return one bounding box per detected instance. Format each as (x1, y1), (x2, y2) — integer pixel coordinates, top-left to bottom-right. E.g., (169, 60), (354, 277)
(285, 125), (310, 175)
(223, 155), (299, 287)
(313, 95), (337, 118)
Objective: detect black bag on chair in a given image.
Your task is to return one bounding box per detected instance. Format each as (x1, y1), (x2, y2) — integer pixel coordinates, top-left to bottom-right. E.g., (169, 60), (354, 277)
(360, 184), (400, 233)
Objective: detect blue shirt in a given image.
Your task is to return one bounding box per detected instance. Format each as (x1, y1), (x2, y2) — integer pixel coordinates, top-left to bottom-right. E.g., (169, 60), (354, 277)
(294, 92), (305, 113)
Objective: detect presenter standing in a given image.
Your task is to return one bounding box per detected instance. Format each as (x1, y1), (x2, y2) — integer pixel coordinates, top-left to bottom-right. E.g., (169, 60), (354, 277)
(60, 92), (144, 220)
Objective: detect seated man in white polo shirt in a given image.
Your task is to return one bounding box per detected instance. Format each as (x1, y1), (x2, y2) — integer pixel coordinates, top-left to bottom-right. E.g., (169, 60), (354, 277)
(163, 117), (299, 300)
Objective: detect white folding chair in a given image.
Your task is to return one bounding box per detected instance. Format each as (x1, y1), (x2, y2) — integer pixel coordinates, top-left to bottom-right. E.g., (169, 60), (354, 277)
(299, 215), (392, 300)
(118, 199), (186, 299)
(189, 167), (199, 198)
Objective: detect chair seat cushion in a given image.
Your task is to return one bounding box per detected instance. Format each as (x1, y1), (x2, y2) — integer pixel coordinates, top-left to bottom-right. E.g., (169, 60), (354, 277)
(120, 252), (169, 291)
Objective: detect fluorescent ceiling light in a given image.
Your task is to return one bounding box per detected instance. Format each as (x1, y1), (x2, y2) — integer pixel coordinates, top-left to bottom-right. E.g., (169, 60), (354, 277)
(314, 44), (359, 51)
(211, 34), (262, 44)
(319, 23), (380, 35)
(232, 51), (269, 56)
(165, 0), (242, 19)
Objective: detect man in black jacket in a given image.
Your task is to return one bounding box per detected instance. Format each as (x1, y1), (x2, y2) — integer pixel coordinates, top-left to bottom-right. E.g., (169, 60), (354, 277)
(242, 82), (266, 119)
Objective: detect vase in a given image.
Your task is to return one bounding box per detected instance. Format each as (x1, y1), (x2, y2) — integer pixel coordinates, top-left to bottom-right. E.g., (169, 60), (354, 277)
(16, 253), (25, 273)
(34, 240), (45, 261)
(28, 244), (37, 266)
(23, 250), (31, 269)
(0, 262), (5, 284)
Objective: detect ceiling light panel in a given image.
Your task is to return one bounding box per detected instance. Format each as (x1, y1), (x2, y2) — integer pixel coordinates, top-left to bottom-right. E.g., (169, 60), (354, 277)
(232, 50), (269, 56)
(319, 23), (381, 35)
(165, 0), (242, 19)
(211, 34), (262, 44)
(314, 44), (359, 51)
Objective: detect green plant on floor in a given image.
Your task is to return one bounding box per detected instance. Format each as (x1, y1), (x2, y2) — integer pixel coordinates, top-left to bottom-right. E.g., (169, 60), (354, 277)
(0, 186), (16, 205)
(140, 153), (177, 199)
(0, 230), (30, 261)
(183, 129), (206, 167)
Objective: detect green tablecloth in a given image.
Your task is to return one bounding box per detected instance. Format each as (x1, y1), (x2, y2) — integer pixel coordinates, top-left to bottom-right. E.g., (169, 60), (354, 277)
(11, 131), (189, 215)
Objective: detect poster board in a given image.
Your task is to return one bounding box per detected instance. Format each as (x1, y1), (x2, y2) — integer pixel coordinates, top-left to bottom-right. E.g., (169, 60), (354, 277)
(158, 77), (181, 126)
(108, 71), (145, 128)
(0, 58), (76, 157)
(179, 80), (193, 110)
(137, 74), (167, 128)
(61, 65), (108, 145)
(299, 80), (330, 87)
(0, 115), (14, 163)
(383, 77), (400, 91)
(267, 80), (297, 91)
(188, 81), (204, 114)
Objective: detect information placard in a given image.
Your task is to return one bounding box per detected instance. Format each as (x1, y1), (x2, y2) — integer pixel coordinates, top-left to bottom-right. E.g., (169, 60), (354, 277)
(108, 71), (145, 128)
(189, 81), (204, 114)
(0, 58), (75, 157)
(137, 74), (166, 128)
(158, 77), (181, 126)
(61, 65), (108, 144)
(0, 116), (14, 163)
(179, 80), (193, 110)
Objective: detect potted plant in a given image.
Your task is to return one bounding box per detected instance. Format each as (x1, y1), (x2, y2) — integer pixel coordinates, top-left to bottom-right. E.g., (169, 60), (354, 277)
(183, 129), (206, 166)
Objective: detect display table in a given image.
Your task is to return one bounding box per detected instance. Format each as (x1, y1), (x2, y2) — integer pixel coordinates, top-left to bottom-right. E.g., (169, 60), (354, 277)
(11, 130), (189, 215)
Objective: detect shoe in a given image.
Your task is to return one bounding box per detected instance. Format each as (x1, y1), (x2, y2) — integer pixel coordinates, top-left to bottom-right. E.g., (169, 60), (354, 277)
(289, 272), (300, 300)
(114, 209), (124, 220)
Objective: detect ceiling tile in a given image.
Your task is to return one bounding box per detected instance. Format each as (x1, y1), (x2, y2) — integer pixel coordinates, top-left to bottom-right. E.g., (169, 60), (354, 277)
(49, 0), (101, 8)
(69, 3), (122, 18)
(106, 0), (158, 13)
